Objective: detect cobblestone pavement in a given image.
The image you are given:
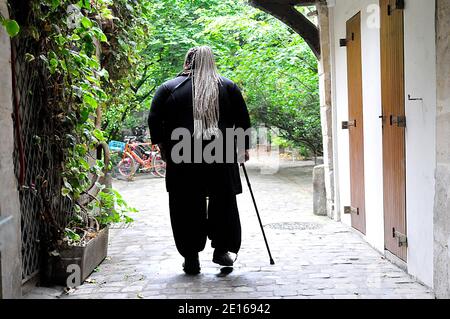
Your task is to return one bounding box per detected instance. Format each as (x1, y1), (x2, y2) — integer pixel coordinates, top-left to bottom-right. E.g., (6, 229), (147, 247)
(24, 158), (434, 299)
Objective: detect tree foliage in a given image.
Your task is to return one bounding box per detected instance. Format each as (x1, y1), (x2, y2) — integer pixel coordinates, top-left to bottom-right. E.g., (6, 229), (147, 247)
(101, 0), (322, 156)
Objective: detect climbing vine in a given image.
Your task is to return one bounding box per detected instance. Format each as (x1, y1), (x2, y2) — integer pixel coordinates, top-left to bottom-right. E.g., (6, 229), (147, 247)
(11, 0), (141, 245)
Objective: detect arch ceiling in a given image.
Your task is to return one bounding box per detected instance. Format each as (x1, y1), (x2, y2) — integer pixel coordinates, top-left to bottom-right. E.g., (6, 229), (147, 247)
(249, 0), (323, 58)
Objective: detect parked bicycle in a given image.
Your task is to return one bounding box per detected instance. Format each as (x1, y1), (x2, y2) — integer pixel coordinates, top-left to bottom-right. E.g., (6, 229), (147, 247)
(110, 137), (166, 179)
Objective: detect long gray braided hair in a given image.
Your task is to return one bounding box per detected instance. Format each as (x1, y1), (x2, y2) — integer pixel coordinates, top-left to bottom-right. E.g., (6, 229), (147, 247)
(183, 46), (223, 139)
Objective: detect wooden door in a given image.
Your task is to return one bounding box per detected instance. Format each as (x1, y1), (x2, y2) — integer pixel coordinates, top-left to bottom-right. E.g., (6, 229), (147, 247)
(346, 13), (366, 234)
(380, 0), (407, 261)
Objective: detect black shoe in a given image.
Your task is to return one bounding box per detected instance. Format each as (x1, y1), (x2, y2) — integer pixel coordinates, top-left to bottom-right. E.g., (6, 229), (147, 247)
(183, 255), (200, 275)
(212, 250), (234, 267)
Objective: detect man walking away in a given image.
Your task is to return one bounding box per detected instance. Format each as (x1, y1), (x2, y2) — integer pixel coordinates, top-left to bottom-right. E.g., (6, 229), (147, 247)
(148, 46), (251, 275)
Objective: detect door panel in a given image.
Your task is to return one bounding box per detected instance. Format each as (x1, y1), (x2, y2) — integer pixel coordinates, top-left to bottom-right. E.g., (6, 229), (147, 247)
(380, 0), (407, 261)
(346, 13), (366, 234)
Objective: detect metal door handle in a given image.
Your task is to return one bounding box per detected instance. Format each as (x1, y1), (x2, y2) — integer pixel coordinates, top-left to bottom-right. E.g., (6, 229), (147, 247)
(388, 0), (405, 15)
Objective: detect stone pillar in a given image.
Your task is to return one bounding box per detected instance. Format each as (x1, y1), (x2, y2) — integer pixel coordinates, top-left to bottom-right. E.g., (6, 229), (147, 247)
(0, 0), (22, 298)
(317, 3), (335, 219)
(434, 0), (450, 300)
(313, 165), (327, 216)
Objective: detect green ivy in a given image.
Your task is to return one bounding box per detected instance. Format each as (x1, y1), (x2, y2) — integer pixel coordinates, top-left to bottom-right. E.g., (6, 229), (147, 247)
(17, 0), (140, 245)
(90, 189), (138, 227)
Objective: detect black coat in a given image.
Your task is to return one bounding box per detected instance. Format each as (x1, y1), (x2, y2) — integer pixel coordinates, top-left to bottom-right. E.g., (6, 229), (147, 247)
(148, 75), (251, 195)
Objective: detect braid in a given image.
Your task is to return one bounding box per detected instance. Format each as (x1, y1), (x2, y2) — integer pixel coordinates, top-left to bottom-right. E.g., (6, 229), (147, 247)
(187, 46), (222, 139)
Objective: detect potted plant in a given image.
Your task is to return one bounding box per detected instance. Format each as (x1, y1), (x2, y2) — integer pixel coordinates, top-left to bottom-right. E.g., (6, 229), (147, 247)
(47, 186), (136, 287)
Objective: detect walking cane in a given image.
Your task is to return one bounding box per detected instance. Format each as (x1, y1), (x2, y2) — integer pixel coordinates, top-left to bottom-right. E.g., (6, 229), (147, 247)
(241, 163), (275, 265)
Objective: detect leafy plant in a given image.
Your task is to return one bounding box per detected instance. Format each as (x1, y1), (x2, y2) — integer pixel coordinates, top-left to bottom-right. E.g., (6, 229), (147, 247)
(90, 189), (137, 228)
(17, 0), (139, 247)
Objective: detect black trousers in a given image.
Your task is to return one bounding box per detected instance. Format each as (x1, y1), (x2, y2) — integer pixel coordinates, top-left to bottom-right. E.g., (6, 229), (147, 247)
(168, 191), (242, 258)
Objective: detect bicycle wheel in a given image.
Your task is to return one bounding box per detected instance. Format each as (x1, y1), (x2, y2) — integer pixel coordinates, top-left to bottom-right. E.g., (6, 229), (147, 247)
(118, 153), (137, 178)
(152, 153), (166, 178)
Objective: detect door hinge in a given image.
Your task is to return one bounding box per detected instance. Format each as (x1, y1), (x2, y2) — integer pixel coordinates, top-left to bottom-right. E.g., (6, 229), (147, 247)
(344, 206), (359, 215)
(342, 120), (357, 130)
(390, 115), (406, 128)
(396, 0), (405, 10)
(340, 33), (355, 47)
(388, 0), (405, 15)
(393, 228), (408, 247)
(379, 115), (386, 127)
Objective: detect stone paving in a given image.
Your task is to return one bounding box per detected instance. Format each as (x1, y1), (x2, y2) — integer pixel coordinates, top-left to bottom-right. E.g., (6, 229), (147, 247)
(24, 158), (434, 299)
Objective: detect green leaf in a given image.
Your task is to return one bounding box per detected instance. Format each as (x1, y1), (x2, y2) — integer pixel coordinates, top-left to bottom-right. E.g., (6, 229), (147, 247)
(2, 19), (20, 37)
(99, 32), (107, 42)
(86, 58), (99, 69)
(75, 144), (87, 156)
(78, 0), (91, 10)
(49, 58), (58, 74)
(80, 17), (93, 29)
(79, 158), (90, 171)
(79, 106), (90, 124)
(70, 34), (81, 41)
(74, 205), (81, 213)
(65, 228), (81, 242)
(92, 128), (104, 141)
(124, 216), (134, 223)
(83, 94), (98, 108)
(61, 187), (71, 197)
(51, 0), (61, 9)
